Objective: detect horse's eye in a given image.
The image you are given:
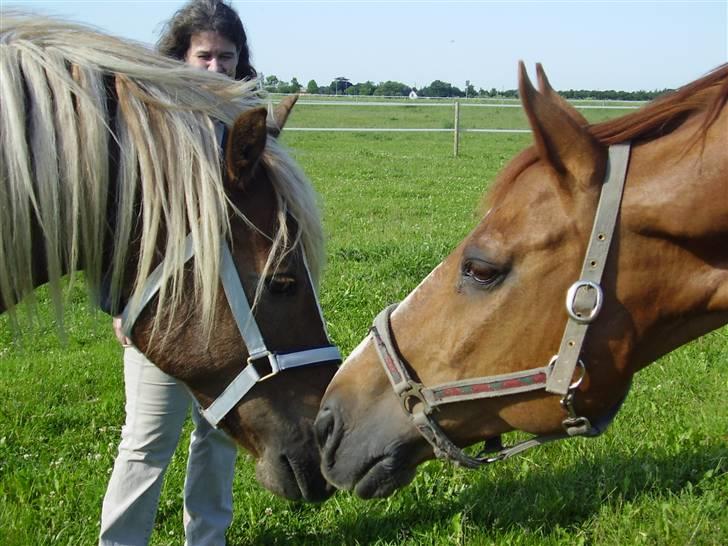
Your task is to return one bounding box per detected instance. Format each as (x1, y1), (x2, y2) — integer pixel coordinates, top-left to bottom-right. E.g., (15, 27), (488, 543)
(266, 275), (297, 295)
(462, 259), (502, 288)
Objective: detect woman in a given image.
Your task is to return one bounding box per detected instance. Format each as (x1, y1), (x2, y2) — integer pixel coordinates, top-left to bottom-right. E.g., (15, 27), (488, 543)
(100, 2), (255, 545)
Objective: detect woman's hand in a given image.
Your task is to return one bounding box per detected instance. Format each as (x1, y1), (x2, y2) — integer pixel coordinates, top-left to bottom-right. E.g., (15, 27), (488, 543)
(112, 316), (132, 347)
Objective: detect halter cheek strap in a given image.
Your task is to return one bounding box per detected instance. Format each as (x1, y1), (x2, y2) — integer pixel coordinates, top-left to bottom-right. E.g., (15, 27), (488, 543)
(120, 235), (196, 337)
(547, 143), (631, 396)
(202, 243), (340, 426)
(121, 237), (341, 428)
(370, 143), (632, 468)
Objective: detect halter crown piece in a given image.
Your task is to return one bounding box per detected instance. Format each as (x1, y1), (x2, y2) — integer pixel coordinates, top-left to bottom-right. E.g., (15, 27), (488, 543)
(121, 238), (341, 428)
(371, 143), (632, 468)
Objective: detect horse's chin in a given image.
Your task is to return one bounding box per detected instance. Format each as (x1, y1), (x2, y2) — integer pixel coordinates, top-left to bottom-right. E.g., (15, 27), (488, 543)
(321, 439), (421, 499)
(255, 451), (335, 502)
(350, 455), (418, 499)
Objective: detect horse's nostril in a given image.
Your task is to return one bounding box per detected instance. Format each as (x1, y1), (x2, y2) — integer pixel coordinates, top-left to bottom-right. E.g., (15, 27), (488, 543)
(314, 406), (335, 450)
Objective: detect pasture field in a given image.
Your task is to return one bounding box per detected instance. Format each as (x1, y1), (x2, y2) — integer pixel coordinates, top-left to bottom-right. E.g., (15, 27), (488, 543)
(282, 100), (634, 130)
(272, 92), (646, 109)
(1, 111), (727, 545)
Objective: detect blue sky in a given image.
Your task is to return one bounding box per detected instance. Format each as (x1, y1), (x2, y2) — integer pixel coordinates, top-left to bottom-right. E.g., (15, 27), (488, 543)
(5, 1), (727, 91)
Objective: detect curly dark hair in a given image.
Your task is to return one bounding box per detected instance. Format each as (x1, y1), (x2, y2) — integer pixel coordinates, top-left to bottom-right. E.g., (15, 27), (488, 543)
(157, 0), (256, 80)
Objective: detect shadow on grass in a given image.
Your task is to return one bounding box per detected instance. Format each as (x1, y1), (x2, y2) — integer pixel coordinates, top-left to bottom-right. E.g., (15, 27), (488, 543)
(235, 440), (727, 545)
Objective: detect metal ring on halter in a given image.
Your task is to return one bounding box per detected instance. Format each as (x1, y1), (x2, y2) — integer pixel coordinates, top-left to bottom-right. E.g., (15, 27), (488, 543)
(565, 280), (603, 323)
(548, 355), (586, 390)
(395, 380), (431, 416)
(247, 351), (280, 381)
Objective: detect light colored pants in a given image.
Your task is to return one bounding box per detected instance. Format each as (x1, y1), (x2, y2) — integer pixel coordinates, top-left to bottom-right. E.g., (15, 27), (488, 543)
(100, 347), (237, 546)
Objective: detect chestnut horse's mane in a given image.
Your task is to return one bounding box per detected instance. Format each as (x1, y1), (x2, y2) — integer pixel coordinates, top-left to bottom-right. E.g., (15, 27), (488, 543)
(0, 13), (324, 331)
(485, 64), (728, 209)
(590, 63), (728, 145)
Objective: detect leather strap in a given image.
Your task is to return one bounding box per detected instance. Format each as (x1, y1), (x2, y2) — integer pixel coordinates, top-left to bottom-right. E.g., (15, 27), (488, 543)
(546, 143), (631, 394)
(373, 305), (549, 409)
(277, 346), (341, 371)
(219, 243), (268, 358)
(201, 364), (262, 425)
(121, 234), (195, 337)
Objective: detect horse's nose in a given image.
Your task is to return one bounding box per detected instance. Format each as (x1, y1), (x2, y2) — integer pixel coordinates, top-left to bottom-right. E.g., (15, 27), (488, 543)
(314, 402), (342, 462)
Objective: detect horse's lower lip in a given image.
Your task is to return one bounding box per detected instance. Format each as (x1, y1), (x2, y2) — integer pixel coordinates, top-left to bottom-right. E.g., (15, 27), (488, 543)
(278, 456), (305, 500)
(280, 454), (335, 502)
(351, 454), (413, 499)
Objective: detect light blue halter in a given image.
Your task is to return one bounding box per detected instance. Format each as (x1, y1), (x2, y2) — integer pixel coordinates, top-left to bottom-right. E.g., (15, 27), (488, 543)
(121, 235), (341, 427)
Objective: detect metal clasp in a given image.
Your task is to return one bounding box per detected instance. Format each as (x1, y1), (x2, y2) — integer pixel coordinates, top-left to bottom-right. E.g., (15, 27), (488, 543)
(247, 351), (280, 381)
(547, 355), (586, 390)
(565, 280), (603, 323)
(394, 380), (432, 416)
(556, 359), (593, 435)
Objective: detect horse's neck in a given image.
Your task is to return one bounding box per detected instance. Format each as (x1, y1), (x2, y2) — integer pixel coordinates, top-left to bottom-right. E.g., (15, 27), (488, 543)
(621, 108), (728, 370)
(627, 109), (728, 240)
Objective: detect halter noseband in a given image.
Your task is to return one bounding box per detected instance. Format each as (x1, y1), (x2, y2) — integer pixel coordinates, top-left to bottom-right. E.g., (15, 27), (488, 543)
(370, 143), (632, 468)
(121, 237), (341, 428)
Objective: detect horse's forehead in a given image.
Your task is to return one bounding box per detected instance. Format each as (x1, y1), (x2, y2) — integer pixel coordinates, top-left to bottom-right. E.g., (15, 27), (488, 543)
(231, 168), (278, 217)
(472, 162), (570, 253)
(490, 162), (560, 224)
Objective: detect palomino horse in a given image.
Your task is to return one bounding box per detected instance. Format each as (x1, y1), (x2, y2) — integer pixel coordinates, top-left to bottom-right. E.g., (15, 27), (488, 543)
(315, 62), (728, 498)
(1, 15), (341, 501)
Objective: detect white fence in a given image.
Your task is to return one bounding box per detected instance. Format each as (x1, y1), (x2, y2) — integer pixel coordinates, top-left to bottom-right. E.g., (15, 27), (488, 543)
(272, 96), (643, 155)
(293, 100), (641, 110)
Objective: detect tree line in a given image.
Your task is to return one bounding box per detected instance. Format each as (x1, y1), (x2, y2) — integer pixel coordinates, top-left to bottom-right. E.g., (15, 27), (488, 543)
(261, 74), (673, 101)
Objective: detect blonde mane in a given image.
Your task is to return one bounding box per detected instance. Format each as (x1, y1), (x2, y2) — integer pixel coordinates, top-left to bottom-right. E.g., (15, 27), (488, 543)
(0, 12), (323, 332)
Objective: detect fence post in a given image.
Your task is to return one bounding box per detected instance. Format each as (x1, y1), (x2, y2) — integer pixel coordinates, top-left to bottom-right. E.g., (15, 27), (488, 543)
(453, 100), (460, 157)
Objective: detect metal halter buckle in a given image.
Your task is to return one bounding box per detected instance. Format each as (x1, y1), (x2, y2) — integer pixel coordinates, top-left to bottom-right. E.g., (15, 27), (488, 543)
(547, 355), (586, 389)
(557, 359), (592, 435)
(565, 280), (603, 324)
(247, 351), (280, 381)
(394, 379), (431, 416)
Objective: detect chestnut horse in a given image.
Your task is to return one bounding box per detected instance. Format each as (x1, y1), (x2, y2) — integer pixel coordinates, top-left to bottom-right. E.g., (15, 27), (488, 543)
(1, 15), (341, 501)
(315, 62), (728, 498)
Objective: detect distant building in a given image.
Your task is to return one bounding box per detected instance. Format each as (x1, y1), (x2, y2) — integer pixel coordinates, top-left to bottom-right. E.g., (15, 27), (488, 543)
(409, 89), (418, 99)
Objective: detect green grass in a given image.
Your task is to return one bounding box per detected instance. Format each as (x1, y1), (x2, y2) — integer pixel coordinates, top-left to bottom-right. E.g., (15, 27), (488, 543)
(1, 117), (726, 545)
(271, 93), (646, 109)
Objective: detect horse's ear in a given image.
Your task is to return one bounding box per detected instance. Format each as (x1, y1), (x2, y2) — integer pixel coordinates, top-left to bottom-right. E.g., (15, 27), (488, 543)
(519, 61), (604, 189)
(225, 107), (268, 189)
(267, 94), (299, 137)
(535, 63), (589, 127)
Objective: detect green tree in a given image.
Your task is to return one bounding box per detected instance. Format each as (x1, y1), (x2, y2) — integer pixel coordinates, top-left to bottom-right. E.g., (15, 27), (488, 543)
(373, 80), (411, 96)
(289, 77), (302, 93)
(264, 75), (279, 93)
(421, 80), (453, 97)
(330, 77), (351, 94)
(306, 79), (318, 94)
(347, 81), (377, 96)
